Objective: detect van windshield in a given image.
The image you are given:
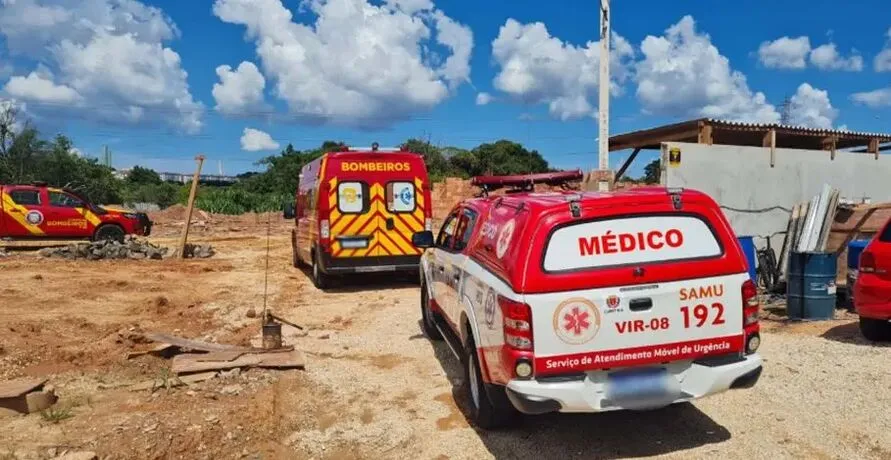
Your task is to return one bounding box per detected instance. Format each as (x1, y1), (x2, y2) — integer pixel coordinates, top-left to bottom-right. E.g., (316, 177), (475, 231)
(542, 214), (724, 272)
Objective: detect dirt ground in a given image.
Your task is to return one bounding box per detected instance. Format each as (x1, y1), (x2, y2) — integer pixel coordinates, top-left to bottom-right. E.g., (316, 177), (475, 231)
(1, 218), (890, 460)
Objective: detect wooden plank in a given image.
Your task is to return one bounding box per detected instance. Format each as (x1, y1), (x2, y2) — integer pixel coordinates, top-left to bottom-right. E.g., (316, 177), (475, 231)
(817, 190), (840, 251)
(144, 333), (262, 353)
(777, 203), (799, 279)
(172, 350), (305, 375)
(194, 351), (245, 362)
(0, 377), (47, 399)
(179, 154), (206, 259)
(614, 148), (641, 182)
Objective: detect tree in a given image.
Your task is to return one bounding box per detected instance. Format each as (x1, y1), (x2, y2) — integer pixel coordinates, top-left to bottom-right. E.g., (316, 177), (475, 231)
(126, 165), (162, 185)
(641, 159), (661, 184)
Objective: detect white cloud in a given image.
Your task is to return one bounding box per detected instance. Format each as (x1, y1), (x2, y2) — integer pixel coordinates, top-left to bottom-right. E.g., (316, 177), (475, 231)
(757, 36), (810, 69)
(212, 62), (267, 115)
(635, 16), (779, 122)
(875, 28), (891, 72)
(212, 0), (472, 128)
(4, 71), (81, 104)
(490, 19), (634, 120)
(475, 92), (493, 105)
(786, 83), (837, 129)
(851, 87), (891, 108)
(809, 43), (863, 71)
(0, 0), (203, 133)
(240, 127), (280, 151)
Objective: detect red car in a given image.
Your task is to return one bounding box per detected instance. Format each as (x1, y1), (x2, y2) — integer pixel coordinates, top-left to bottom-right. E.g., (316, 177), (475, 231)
(854, 218), (891, 341)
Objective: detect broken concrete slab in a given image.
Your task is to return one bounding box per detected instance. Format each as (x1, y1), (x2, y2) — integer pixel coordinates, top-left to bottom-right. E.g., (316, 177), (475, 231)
(0, 377), (58, 415)
(172, 350), (305, 375)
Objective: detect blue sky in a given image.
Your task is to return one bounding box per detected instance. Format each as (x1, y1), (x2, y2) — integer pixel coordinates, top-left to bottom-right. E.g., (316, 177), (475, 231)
(1, 0), (890, 178)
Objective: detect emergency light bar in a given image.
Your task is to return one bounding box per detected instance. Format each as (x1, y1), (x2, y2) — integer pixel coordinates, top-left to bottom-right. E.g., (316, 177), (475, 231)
(471, 170), (584, 191)
(340, 142), (407, 153)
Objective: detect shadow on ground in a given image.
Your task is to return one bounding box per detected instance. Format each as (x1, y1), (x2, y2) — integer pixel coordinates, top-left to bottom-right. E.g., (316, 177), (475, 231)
(296, 266), (419, 293)
(429, 341), (732, 459)
(820, 321), (891, 347)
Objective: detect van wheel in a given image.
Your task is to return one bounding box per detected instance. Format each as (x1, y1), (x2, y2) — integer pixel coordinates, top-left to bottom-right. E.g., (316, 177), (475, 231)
(420, 280), (442, 340)
(464, 335), (520, 430)
(859, 317), (891, 341)
(93, 224), (125, 243)
(311, 250), (329, 290)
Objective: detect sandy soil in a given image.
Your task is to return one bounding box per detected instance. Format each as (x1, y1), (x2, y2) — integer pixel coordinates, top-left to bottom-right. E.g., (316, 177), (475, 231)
(1, 219), (890, 459)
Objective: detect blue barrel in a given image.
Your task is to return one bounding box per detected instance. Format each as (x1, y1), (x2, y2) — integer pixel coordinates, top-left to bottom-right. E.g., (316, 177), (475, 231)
(737, 236), (757, 283)
(847, 240), (870, 269)
(786, 251), (838, 320)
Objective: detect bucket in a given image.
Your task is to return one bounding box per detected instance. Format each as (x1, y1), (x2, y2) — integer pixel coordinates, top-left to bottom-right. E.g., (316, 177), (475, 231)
(262, 322), (283, 349)
(737, 236), (757, 283)
(786, 251), (837, 320)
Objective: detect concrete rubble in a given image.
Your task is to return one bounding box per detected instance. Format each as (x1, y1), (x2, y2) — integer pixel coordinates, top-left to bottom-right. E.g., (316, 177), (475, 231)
(37, 238), (215, 260)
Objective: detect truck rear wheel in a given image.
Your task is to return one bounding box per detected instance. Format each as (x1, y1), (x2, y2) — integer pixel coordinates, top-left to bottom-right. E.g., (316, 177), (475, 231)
(464, 335), (520, 430)
(859, 317), (891, 342)
(93, 224), (125, 243)
(311, 250), (329, 290)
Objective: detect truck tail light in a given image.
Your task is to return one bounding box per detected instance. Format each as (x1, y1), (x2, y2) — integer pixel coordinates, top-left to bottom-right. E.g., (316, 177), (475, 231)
(499, 295), (532, 350)
(742, 279), (759, 326)
(320, 219), (330, 240)
(860, 252), (877, 273)
(741, 279), (760, 354)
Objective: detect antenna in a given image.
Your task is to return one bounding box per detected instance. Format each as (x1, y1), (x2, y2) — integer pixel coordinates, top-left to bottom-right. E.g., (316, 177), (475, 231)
(598, 0), (610, 171)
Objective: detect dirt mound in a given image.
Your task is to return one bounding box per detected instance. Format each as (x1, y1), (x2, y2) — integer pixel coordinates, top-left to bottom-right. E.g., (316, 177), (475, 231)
(149, 204), (213, 224)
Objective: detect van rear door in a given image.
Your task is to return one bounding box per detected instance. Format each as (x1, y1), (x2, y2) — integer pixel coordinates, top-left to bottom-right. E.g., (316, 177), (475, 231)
(526, 204), (750, 376)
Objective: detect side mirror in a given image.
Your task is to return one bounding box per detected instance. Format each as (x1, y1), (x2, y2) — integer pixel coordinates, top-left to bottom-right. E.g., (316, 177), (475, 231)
(283, 202), (296, 219)
(412, 230), (435, 249)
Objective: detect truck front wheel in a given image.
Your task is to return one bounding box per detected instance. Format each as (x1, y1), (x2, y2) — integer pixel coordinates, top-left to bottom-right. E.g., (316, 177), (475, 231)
(93, 224), (125, 243)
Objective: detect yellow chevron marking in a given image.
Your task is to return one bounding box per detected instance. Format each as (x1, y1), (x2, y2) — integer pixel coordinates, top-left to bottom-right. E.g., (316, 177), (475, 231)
(77, 208), (102, 226)
(1, 192), (45, 235)
(387, 216), (419, 253)
(370, 183), (384, 199)
(329, 207), (341, 223)
(342, 207), (377, 236)
(328, 191), (337, 210)
(331, 212), (356, 235)
(375, 229), (401, 255)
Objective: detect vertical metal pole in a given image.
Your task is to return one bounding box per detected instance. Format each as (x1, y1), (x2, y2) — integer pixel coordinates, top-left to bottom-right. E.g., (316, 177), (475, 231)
(598, 0), (610, 171)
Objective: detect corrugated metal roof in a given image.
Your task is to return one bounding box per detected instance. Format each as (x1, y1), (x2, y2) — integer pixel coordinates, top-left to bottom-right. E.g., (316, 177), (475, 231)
(704, 118), (891, 139)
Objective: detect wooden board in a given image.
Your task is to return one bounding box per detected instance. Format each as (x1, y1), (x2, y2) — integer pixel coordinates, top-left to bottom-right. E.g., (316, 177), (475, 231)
(144, 333), (262, 353)
(172, 350), (305, 375)
(0, 377), (47, 398)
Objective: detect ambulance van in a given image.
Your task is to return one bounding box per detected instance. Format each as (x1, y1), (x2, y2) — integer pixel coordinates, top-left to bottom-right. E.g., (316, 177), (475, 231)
(412, 172), (763, 429)
(289, 144), (433, 289)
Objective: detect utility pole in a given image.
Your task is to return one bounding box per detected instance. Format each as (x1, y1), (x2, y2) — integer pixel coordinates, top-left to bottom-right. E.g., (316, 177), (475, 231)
(179, 154), (206, 259)
(585, 0), (614, 192)
(598, 0), (610, 171)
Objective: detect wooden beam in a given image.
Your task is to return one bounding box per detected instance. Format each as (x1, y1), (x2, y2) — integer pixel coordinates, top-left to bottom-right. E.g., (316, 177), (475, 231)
(609, 128), (701, 152)
(614, 148), (641, 182)
(868, 138), (880, 159)
(822, 136), (837, 160)
(763, 129), (776, 167)
(698, 124), (713, 145)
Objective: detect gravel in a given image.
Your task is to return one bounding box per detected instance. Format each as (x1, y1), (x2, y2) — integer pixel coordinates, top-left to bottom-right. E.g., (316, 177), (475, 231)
(36, 238), (215, 260)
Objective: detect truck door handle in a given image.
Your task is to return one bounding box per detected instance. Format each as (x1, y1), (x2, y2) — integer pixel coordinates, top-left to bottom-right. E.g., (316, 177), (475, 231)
(629, 298), (653, 312)
(386, 218), (395, 230)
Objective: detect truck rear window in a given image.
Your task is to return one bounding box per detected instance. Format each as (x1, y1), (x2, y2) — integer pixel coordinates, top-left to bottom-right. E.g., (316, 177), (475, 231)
(386, 181), (415, 213)
(337, 181), (367, 214)
(542, 214), (723, 272)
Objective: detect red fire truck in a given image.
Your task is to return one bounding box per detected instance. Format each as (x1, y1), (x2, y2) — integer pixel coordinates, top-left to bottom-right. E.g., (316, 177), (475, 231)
(287, 144), (433, 288)
(0, 183), (151, 241)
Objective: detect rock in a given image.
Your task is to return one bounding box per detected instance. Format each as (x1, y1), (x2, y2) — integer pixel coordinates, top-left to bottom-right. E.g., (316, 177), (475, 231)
(220, 384), (243, 396)
(37, 237), (179, 262)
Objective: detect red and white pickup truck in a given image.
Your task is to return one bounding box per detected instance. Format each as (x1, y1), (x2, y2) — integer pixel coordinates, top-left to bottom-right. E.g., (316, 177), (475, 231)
(412, 172), (762, 429)
(0, 183), (152, 242)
